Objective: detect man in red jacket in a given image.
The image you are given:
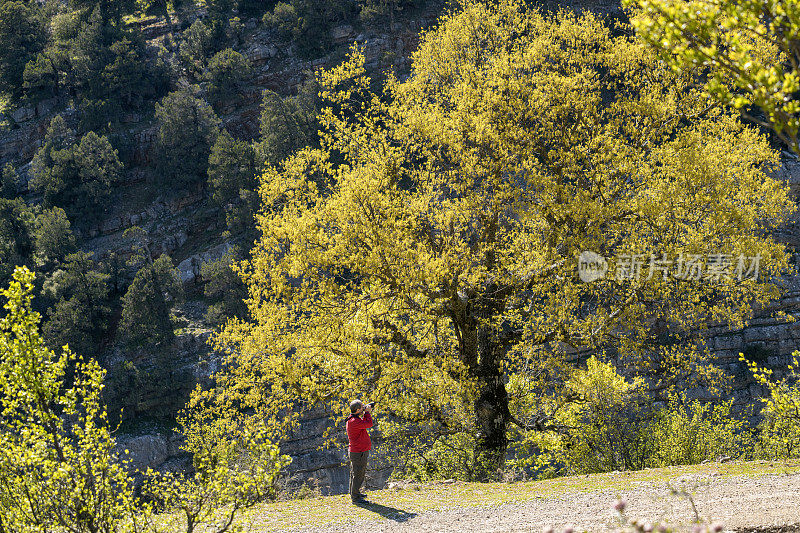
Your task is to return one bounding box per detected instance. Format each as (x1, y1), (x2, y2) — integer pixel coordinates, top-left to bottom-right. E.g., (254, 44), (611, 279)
(346, 399), (373, 504)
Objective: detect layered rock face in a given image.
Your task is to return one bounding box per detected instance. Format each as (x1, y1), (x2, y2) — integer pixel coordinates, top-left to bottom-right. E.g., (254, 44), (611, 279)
(4, 0), (800, 496)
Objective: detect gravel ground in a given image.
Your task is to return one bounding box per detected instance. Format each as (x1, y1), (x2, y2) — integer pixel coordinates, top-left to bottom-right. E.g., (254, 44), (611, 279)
(289, 472), (800, 533)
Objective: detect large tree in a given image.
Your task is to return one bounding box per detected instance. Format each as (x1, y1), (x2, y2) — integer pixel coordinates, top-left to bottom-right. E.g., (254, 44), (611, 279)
(204, 0), (794, 479)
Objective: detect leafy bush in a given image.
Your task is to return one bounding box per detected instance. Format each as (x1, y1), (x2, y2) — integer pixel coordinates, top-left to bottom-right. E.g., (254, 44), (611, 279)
(399, 433), (477, 482)
(0, 267), (141, 531)
(745, 351), (800, 459)
(1, 267), (291, 532)
(517, 356), (749, 477)
(144, 412), (290, 532)
(644, 396), (750, 467)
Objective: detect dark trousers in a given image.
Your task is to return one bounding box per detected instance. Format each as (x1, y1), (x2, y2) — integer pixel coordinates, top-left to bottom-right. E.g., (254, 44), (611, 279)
(349, 450), (369, 500)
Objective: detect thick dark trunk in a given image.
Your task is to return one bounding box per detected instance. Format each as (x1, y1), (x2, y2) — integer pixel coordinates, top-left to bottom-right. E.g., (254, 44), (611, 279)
(472, 324), (510, 481)
(454, 286), (510, 481)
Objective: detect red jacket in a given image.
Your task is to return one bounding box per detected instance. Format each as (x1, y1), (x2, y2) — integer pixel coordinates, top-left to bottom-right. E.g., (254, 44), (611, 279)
(346, 411), (373, 452)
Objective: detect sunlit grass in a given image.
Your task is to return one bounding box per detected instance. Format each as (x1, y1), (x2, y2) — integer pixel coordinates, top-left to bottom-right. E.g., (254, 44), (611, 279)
(226, 459), (800, 532)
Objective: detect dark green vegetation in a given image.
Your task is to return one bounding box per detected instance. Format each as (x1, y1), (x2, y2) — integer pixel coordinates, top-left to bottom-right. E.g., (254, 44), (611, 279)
(0, 0), (435, 424)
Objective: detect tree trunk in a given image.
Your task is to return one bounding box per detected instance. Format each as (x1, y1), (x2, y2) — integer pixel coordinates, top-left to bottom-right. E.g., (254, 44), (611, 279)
(455, 289), (510, 481)
(472, 323), (510, 481)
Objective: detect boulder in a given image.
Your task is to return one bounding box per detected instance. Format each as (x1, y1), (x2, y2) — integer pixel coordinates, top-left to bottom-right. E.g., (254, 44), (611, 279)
(331, 24), (354, 44)
(116, 434), (170, 473)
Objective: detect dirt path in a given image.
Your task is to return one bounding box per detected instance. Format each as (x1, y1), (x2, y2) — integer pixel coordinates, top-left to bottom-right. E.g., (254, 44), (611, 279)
(291, 472), (800, 532)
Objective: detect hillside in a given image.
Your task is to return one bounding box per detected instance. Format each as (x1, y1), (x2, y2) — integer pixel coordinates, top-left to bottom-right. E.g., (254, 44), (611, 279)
(4, 0), (800, 525)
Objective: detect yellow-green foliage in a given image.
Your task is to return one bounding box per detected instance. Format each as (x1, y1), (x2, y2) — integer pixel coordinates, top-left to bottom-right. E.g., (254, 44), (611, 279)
(0, 266), (141, 532)
(515, 356), (749, 476)
(645, 395), (750, 467)
(205, 0), (793, 478)
(0, 267), (291, 533)
(627, 0), (800, 152)
(744, 350), (800, 459)
(143, 416), (290, 533)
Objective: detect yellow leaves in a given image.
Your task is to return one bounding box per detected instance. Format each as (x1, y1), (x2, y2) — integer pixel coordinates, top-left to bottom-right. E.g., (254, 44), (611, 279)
(568, 355), (644, 405)
(628, 0), (800, 151)
(204, 1), (796, 471)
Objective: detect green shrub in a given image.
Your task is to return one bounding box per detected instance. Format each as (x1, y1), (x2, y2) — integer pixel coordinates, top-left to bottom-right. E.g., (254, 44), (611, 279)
(399, 433), (477, 482)
(516, 356), (750, 477)
(257, 79), (319, 166)
(144, 411), (291, 531)
(0, 267), (141, 531)
(745, 351), (800, 459)
(644, 395), (751, 467)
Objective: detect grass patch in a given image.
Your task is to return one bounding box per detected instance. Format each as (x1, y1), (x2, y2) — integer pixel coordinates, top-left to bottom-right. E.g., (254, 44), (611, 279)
(238, 460), (800, 532)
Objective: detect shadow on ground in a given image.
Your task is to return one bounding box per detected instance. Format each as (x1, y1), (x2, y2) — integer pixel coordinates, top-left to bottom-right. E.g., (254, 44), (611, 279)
(354, 501), (417, 522)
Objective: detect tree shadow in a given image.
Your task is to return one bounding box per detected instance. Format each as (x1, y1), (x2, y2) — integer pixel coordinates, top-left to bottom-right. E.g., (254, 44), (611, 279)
(354, 500), (417, 522)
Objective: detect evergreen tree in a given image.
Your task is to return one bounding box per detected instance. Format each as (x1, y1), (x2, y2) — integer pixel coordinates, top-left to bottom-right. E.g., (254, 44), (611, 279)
(257, 78), (319, 166)
(42, 251), (110, 356)
(30, 116), (123, 218)
(179, 19), (214, 77)
(0, 198), (34, 285)
(203, 48), (252, 106)
(32, 206), (77, 270)
(208, 130), (258, 234)
(1, 163), (18, 199)
(120, 255), (183, 349)
(200, 250), (248, 325)
(0, 1), (45, 100)
(154, 87), (220, 188)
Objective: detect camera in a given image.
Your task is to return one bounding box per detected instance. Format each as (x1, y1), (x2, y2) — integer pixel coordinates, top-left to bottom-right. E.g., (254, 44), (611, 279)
(367, 401), (376, 409)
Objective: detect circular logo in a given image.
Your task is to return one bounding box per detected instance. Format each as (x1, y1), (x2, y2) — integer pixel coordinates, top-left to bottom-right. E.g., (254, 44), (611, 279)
(577, 251), (608, 282)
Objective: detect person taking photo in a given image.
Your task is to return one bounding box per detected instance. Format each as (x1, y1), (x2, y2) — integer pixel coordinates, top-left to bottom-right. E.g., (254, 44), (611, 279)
(346, 399), (374, 504)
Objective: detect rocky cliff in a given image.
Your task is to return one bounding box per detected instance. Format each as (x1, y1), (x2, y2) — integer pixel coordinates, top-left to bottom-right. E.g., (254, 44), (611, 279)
(3, 0), (800, 496)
